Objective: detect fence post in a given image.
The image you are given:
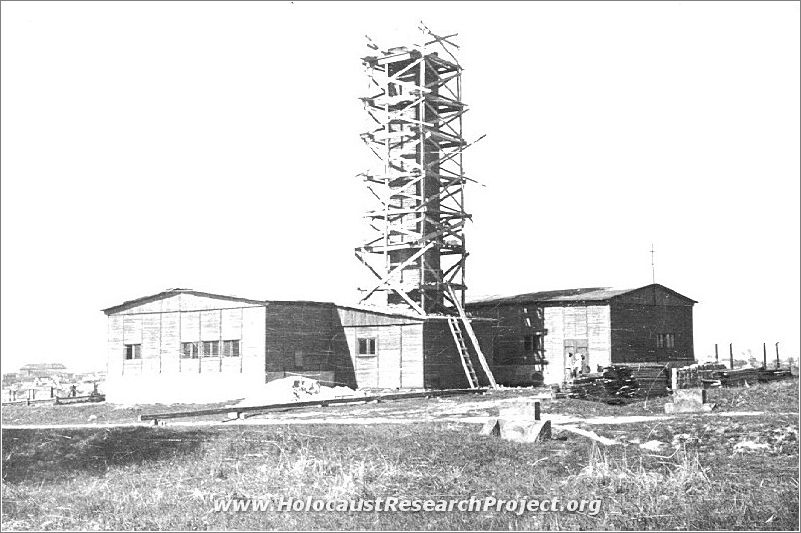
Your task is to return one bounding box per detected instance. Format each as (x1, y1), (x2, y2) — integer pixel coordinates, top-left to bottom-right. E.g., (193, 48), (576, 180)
(715, 344), (719, 363)
(775, 342), (780, 369)
(729, 343), (734, 370)
(671, 368), (679, 390)
(763, 342), (767, 369)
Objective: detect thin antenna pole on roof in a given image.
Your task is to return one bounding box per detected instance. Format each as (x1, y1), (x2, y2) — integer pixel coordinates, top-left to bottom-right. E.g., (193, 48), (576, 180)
(650, 243), (656, 284)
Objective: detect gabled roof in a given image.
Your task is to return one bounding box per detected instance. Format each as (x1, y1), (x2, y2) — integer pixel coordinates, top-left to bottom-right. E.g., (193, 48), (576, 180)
(103, 289), (433, 319)
(101, 289), (268, 315)
(467, 284), (696, 307)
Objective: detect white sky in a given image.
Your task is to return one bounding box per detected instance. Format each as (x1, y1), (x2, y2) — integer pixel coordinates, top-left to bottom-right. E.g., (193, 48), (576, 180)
(1, 1), (799, 372)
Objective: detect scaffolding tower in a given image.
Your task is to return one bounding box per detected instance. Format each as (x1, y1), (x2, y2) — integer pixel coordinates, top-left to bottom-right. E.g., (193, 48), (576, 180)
(355, 25), (479, 317)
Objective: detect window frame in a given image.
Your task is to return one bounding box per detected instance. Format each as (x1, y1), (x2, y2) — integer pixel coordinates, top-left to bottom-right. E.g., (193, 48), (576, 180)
(222, 339), (240, 357)
(181, 341), (199, 359)
(201, 340), (220, 358)
(357, 337), (377, 356)
(124, 344), (141, 360)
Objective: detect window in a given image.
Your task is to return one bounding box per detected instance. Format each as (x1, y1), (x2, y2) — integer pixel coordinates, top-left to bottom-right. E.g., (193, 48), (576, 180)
(358, 337), (376, 356)
(657, 333), (675, 349)
(524, 334), (543, 352)
(222, 340), (240, 357)
(124, 344), (141, 360)
(202, 341), (219, 357)
(181, 342), (199, 359)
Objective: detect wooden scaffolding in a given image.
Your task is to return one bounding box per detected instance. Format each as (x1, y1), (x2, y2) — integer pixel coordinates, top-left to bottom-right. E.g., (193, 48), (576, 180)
(355, 25), (479, 317)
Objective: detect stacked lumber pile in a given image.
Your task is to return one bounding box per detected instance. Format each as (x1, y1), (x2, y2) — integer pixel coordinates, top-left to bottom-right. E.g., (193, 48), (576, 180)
(758, 368), (794, 382)
(624, 364), (671, 394)
(699, 366), (784, 387)
(562, 365), (669, 403)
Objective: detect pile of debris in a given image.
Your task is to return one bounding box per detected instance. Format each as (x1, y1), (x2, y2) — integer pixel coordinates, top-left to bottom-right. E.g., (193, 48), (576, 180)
(232, 376), (360, 408)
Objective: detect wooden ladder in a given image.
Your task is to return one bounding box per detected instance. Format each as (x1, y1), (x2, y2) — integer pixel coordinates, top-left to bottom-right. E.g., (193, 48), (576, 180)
(447, 317), (479, 388)
(446, 286), (498, 389)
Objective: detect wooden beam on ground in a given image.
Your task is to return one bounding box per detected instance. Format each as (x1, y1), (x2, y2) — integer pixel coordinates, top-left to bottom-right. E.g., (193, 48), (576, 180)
(555, 425), (621, 446)
(139, 388), (487, 423)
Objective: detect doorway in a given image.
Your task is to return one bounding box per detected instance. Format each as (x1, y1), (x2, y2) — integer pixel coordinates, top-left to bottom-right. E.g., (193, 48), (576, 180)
(563, 339), (589, 382)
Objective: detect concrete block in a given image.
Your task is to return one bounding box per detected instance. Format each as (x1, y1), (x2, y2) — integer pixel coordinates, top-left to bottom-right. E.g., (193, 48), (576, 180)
(498, 399), (542, 422)
(481, 399), (551, 443)
(500, 419), (551, 443)
(664, 388), (713, 414)
(480, 418), (501, 436)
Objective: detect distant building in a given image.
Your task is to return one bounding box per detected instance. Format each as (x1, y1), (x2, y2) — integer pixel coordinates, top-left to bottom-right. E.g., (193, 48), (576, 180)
(19, 363), (69, 378)
(466, 283), (696, 386)
(1, 373), (21, 387)
(102, 289), (494, 403)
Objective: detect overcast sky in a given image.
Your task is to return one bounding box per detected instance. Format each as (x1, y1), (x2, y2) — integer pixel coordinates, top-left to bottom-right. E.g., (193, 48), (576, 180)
(2, 1), (799, 372)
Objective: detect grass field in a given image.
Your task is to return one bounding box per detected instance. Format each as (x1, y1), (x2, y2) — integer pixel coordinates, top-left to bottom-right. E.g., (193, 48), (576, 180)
(2, 381), (798, 530)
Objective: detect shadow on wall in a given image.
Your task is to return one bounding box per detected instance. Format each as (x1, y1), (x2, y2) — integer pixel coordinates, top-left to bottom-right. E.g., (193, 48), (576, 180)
(330, 311), (357, 389)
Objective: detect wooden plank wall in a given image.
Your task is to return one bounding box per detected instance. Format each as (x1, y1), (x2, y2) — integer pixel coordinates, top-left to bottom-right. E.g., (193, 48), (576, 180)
(107, 315), (123, 378)
(543, 305), (611, 384)
(466, 304), (546, 366)
(340, 323), (424, 389)
(610, 303), (694, 364)
(542, 307), (564, 384)
(422, 319), (494, 389)
(263, 302), (355, 387)
(160, 312), (180, 374)
(587, 305), (612, 371)
(109, 296), (265, 382)
(338, 307), (425, 389)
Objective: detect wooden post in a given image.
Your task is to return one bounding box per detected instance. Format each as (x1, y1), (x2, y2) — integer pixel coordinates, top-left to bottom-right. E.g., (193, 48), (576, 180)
(671, 368), (679, 390)
(714, 343), (719, 363)
(775, 342), (780, 369)
(534, 401), (541, 421)
(763, 342), (767, 369)
(729, 343), (734, 369)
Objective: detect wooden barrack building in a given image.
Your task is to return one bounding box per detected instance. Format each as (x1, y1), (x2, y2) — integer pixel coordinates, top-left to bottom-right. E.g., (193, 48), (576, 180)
(466, 283), (696, 386)
(102, 289), (494, 403)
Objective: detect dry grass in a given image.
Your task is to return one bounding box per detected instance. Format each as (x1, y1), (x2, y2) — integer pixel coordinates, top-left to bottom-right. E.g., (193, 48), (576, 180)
(2, 380), (798, 530)
(3, 414), (799, 530)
